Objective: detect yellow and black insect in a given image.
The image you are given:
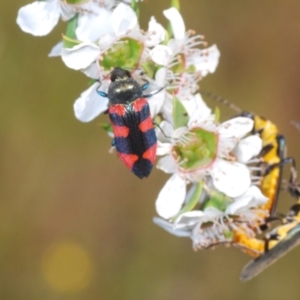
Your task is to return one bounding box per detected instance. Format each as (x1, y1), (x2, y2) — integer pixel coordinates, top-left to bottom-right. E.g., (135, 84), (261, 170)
(232, 114), (288, 257)
(239, 121), (300, 280)
(240, 112), (286, 219)
(201, 92), (290, 256)
(240, 170), (300, 281)
(201, 93), (300, 280)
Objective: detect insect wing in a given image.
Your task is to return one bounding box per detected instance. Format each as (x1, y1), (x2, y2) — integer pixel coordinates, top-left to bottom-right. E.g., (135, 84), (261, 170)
(109, 98), (157, 179)
(240, 222), (300, 282)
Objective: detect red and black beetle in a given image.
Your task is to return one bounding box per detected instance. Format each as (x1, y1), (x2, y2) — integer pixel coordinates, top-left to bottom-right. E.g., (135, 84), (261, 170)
(97, 67), (164, 179)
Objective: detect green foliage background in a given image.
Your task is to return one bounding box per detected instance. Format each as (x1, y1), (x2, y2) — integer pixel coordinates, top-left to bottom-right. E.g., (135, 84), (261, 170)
(1, 0), (300, 299)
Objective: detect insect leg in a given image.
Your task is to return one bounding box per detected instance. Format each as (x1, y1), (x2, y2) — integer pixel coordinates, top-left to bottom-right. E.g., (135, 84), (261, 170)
(141, 80), (150, 91)
(143, 85), (166, 98)
(153, 122), (172, 139)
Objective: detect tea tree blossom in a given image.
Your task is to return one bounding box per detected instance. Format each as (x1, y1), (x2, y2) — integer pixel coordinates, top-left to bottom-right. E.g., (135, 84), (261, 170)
(60, 4), (219, 124)
(16, 0), (274, 266)
(61, 3), (167, 122)
(17, 0), (117, 37)
(155, 95), (262, 218)
(153, 93), (266, 251)
(154, 185), (269, 249)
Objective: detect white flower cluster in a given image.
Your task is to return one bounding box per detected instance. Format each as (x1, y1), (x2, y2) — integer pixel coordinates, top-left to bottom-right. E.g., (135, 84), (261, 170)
(17, 0), (270, 252)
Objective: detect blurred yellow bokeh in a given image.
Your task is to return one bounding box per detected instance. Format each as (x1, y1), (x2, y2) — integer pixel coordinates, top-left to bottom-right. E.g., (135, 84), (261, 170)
(41, 242), (92, 293)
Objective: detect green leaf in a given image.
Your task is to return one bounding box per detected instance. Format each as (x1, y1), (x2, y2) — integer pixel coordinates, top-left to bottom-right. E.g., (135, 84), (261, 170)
(170, 0), (180, 10)
(171, 181), (203, 221)
(62, 34), (81, 49)
(163, 29), (170, 45)
(173, 96), (189, 129)
(141, 61), (158, 79)
(65, 14), (78, 40)
(100, 123), (113, 134)
(214, 106), (221, 122)
(167, 23), (173, 40)
(131, 0), (139, 18)
(63, 15), (82, 48)
(202, 190), (233, 212)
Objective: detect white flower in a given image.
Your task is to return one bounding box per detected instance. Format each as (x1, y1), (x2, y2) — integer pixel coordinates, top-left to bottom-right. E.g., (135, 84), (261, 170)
(75, 4), (114, 43)
(61, 3), (148, 71)
(232, 134), (262, 163)
(48, 41), (63, 57)
(155, 96), (259, 214)
(149, 8), (220, 99)
(154, 185), (268, 249)
(59, 3), (167, 122)
(146, 68), (168, 118)
(17, 0), (116, 38)
(17, 1), (63, 36)
(155, 173), (186, 219)
(73, 81), (109, 122)
(145, 17), (166, 47)
(153, 217), (192, 238)
(145, 7), (220, 121)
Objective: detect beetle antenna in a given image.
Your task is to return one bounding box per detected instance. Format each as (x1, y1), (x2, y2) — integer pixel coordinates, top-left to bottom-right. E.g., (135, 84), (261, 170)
(201, 90), (242, 114)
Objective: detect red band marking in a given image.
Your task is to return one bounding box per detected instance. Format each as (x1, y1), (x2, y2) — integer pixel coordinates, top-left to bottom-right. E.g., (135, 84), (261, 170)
(118, 153), (139, 169)
(132, 98), (147, 112)
(139, 116), (153, 132)
(112, 125), (129, 137)
(109, 105), (126, 116)
(142, 144), (157, 164)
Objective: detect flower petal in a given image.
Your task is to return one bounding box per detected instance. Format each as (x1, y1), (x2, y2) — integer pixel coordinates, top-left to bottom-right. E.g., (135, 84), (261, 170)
(210, 159), (251, 197)
(174, 210), (206, 227)
(156, 142), (172, 156)
(73, 82), (109, 122)
(155, 174), (186, 219)
(150, 45), (173, 66)
(156, 155), (177, 173)
(145, 16), (166, 47)
(163, 7), (185, 40)
(226, 186), (268, 214)
(217, 117), (254, 156)
(59, 2), (78, 21)
(76, 7), (113, 42)
(48, 41), (63, 57)
(244, 185), (268, 207)
(147, 67), (168, 117)
(148, 87), (165, 118)
(187, 93), (212, 126)
(111, 3), (137, 36)
(203, 206), (224, 220)
(153, 217), (191, 237)
(219, 117), (254, 139)
(156, 120), (173, 143)
(82, 62), (101, 80)
(61, 42), (100, 70)
(233, 135), (262, 163)
(17, 1), (60, 36)
(187, 45), (220, 76)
